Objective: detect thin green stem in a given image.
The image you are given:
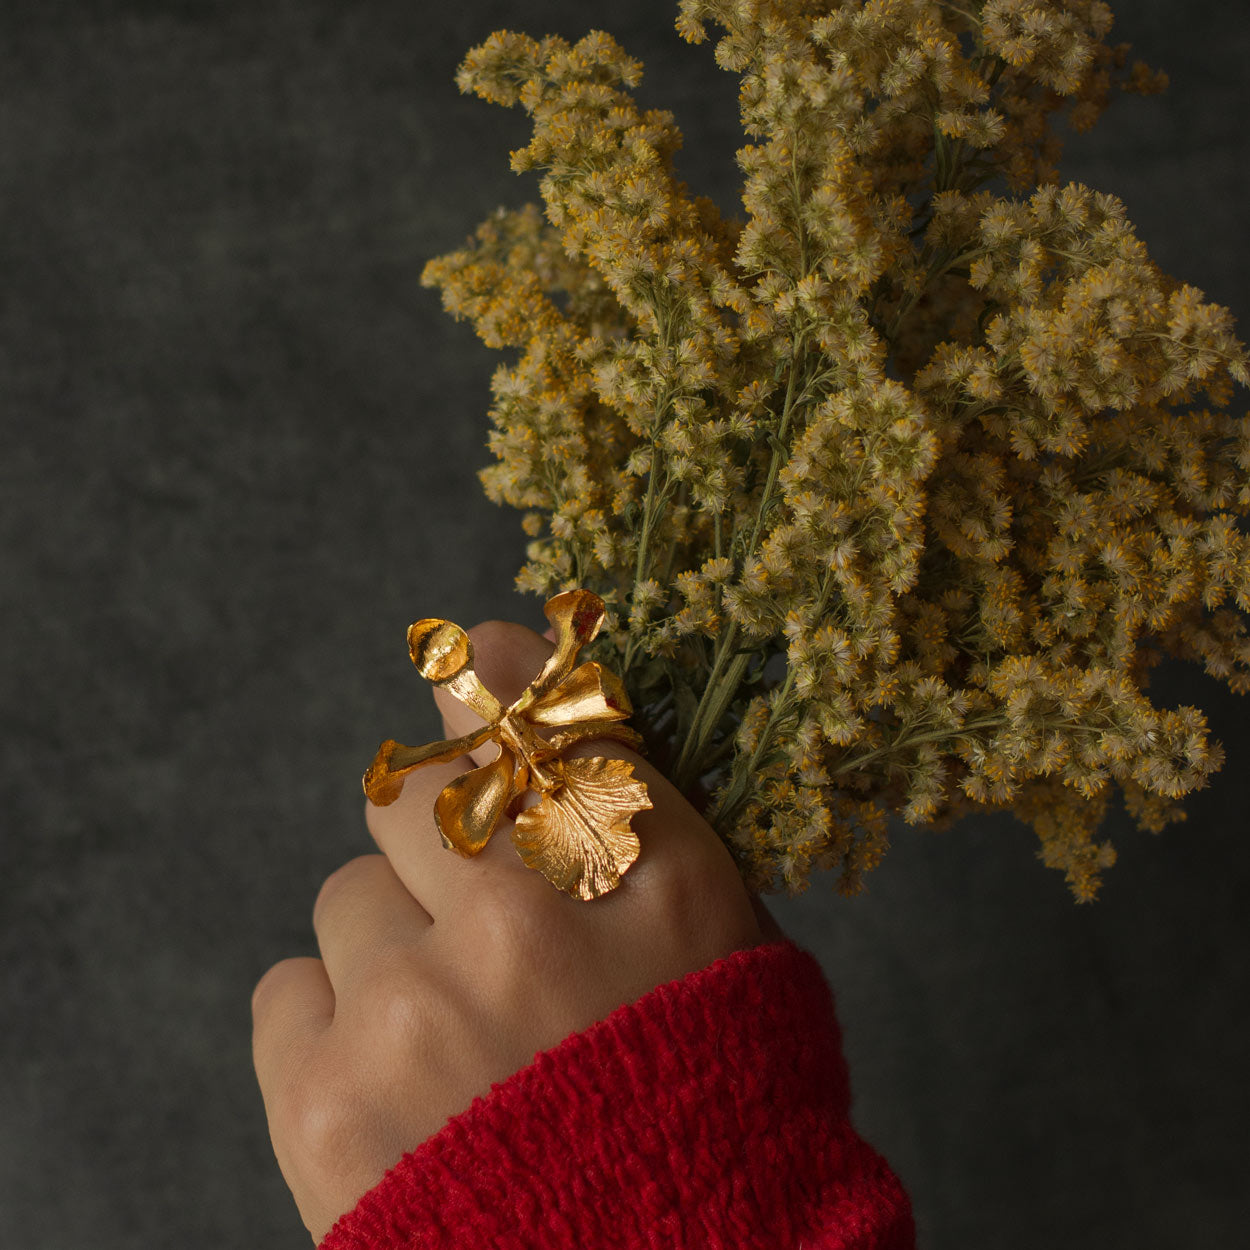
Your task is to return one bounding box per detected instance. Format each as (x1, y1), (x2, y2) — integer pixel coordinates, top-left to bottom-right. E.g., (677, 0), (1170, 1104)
(745, 336), (807, 559)
(671, 126), (818, 791)
(703, 559), (843, 828)
(670, 338), (808, 787)
(829, 715), (1005, 777)
(622, 463), (668, 675)
(886, 245), (980, 344)
(672, 630), (745, 783)
(939, 1), (984, 27)
(621, 307), (679, 675)
(704, 667), (799, 829)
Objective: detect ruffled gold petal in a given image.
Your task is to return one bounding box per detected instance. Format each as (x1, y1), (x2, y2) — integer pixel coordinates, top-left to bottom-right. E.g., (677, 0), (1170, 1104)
(434, 745), (517, 857)
(362, 725), (495, 806)
(511, 756), (651, 899)
(525, 589), (607, 703)
(527, 661), (632, 726)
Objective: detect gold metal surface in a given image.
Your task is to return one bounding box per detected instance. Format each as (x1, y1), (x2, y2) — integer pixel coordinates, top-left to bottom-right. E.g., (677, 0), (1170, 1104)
(513, 756), (649, 900)
(363, 589), (652, 899)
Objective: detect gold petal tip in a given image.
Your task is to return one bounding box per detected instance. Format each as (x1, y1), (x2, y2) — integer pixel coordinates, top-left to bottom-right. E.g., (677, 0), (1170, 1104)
(407, 619), (473, 683)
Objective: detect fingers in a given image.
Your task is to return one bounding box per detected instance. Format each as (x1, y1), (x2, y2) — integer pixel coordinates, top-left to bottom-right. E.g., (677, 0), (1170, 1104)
(311, 854), (432, 998)
(252, 956), (333, 1103)
(254, 854), (437, 1094)
(366, 757), (533, 913)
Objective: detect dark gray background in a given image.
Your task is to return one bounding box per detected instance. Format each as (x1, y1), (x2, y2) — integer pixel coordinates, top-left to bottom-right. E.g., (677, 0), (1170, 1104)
(2, 2), (1247, 1246)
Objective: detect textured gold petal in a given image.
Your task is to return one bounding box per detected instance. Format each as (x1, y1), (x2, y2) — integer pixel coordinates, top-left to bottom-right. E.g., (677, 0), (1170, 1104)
(407, 618), (503, 723)
(434, 746), (516, 857)
(527, 660), (632, 726)
(545, 721), (644, 754)
(511, 756), (651, 899)
(362, 726), (495, 806)
(524, 590), (607, 703)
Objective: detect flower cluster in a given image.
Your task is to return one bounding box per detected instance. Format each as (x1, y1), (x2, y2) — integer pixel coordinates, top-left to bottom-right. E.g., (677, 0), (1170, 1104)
(423, 1), (1246, 901)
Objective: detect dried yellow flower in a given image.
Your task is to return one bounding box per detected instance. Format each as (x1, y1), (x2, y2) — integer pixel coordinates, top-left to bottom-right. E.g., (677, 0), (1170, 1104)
(423, 1), (1246, 901)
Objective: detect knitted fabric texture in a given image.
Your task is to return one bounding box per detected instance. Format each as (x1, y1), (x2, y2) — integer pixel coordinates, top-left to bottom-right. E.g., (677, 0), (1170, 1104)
(320, 940), (914, 1249)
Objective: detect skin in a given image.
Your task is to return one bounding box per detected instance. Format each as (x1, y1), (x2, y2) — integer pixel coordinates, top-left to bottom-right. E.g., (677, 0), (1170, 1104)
(252, 619), (775, 1243)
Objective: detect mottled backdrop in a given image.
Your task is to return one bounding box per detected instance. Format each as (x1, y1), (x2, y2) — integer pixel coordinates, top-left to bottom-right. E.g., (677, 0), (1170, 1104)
(2, 2), (1248, 1246)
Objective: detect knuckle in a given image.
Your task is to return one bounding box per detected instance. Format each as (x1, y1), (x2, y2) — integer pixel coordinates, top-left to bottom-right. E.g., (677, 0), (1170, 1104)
(462, 876), (572, 997)
(358, 958), (440, 1044)
(313, 854), (382, 927)
(635, 835), (759, 956)
(251, 955), (327, 1027)
(472, 878), (553, 957)
(250, 959), (292, 1018)
(643, 854), (705, 934)
(284, 1080), (368, 1177)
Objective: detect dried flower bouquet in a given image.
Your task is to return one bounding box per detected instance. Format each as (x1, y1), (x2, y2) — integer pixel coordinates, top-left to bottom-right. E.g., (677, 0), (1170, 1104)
(422, 0), (1249, 900)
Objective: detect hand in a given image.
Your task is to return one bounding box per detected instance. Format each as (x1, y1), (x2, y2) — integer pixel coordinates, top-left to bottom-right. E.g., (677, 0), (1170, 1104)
(252, 619), (768, 1243)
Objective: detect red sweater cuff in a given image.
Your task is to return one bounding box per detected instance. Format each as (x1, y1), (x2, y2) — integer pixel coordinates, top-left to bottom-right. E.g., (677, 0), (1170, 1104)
(320, 940), (913, 1250)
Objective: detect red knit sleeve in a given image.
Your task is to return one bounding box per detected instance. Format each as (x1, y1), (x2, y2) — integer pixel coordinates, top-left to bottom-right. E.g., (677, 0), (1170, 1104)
(319, 940), (914, 1250)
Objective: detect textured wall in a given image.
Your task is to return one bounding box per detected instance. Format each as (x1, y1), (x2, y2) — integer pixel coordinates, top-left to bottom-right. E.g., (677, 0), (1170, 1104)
(2, 2), (1247, 1246)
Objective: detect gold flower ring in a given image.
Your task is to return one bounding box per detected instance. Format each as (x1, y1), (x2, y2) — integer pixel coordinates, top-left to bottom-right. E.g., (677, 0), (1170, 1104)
(363, 590), (652, 900)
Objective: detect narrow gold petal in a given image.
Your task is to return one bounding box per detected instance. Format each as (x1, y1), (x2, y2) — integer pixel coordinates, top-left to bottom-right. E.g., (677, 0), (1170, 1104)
(523, 590), (607, 704)
(439, 669), (505, 723)
(527, 660), (632, 727)
(434, 746), (517, 857)
(407, 619), (504, 723)
(511, 756), (651, 899)
(362, 725), (495, 806)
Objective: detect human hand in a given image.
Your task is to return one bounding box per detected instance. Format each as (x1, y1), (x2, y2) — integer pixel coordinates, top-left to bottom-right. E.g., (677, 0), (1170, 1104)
(252, 618), (769, 1243)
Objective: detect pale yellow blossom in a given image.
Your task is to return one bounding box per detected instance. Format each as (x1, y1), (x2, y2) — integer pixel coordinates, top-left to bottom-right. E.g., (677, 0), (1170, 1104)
(423, 1), (1246, 901)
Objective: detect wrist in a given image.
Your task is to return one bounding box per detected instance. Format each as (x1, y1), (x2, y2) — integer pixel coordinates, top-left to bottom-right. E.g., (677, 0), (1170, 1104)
(321, 940), (912, 1250)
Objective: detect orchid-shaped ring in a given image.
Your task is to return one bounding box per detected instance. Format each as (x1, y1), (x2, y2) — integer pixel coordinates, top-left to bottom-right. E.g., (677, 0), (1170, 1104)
(363, 590), (652, 900)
